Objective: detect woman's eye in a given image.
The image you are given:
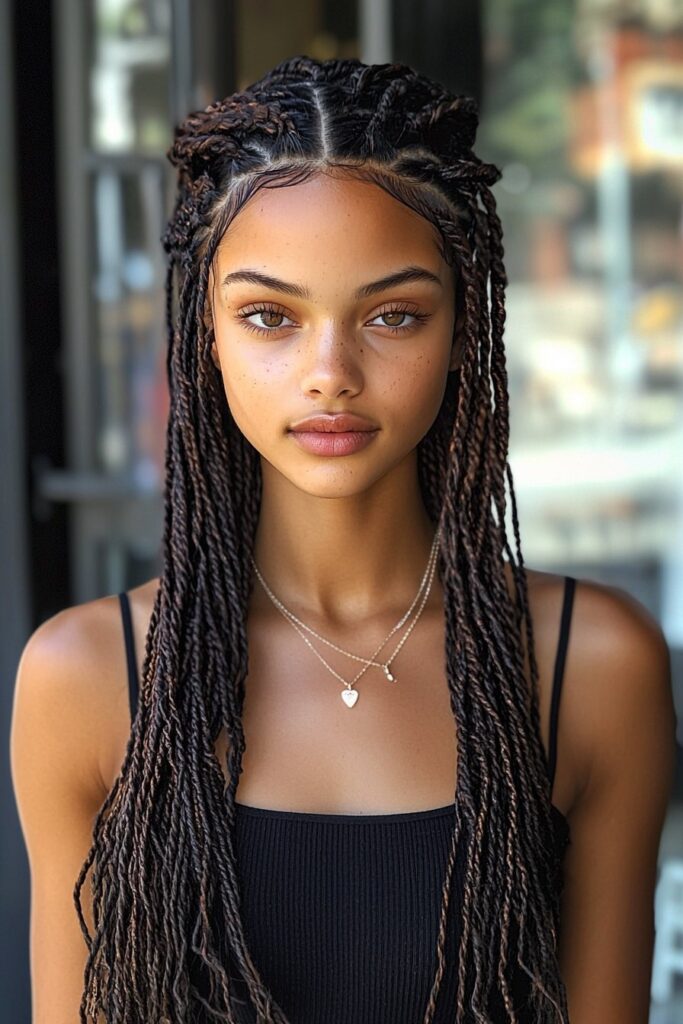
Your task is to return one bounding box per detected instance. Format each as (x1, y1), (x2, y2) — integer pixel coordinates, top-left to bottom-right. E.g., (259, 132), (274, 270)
(368, 308), (429, 333)
(236, 306), (296, 335)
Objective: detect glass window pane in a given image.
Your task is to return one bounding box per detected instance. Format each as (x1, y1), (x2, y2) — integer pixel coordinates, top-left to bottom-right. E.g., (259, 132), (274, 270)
(90, 166), (168, 486)
(89, 0), (172, 153)
(478, 3), (683, 621)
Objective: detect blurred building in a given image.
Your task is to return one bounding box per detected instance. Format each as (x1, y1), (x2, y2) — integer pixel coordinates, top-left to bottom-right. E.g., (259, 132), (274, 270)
(2, 1), (682, 1021)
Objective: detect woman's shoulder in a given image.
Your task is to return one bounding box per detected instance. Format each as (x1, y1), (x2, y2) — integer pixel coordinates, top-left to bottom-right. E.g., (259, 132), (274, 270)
(524, 565), (668, 663)
(11, 578), (161, 804)
(525, 566), (674, 810)
(525, 566), (670, 694)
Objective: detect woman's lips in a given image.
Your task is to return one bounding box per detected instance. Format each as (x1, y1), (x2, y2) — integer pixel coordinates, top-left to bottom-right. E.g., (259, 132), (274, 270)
(288, 428), (379, 457)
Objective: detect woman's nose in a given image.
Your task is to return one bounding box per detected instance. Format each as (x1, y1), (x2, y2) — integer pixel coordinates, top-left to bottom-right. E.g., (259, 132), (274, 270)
(298, 324), (364, 398)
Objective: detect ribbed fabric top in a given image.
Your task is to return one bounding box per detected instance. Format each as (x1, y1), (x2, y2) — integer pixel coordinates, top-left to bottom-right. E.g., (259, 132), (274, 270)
(226, 801), (569, 1023)
(118, 575), (575, 1024)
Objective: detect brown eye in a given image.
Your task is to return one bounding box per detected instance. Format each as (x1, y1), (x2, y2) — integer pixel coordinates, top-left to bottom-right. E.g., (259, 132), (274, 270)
(260, 310), (285, 328)
(236, 304), (296, 335)
(366, 306), (431, 334)
(381, 311), (407, 327)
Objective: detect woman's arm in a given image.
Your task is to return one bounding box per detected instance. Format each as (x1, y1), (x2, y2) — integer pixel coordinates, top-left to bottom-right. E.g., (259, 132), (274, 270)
(557, 580), (677, 1023)
(10, 607), (112, 1024)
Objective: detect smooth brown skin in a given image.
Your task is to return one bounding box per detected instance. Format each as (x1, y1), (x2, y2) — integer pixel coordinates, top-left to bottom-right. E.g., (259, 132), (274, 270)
(11, 173), (677, 1023)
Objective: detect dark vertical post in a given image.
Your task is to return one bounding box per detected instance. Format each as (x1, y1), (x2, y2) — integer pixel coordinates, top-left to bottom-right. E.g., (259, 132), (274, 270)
(392, 0), (483, 105)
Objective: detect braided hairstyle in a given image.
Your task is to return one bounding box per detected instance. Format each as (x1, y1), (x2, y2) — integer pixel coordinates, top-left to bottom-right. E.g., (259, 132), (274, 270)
(75, 56), (569, 1023)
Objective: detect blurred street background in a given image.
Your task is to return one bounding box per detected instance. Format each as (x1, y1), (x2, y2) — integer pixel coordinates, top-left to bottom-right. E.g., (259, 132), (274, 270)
(1, 1), (682, 1020)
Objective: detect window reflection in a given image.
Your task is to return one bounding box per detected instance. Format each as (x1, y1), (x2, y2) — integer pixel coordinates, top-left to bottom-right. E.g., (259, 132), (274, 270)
(478, 5), (683, 596)
(89, 0), (171, 154)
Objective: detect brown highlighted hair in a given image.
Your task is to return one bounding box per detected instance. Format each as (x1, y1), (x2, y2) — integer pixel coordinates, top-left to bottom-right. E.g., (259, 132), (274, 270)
(75, 55), (569, 1023)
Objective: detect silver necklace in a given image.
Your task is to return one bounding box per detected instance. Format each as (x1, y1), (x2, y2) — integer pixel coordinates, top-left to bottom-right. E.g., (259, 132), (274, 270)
(250, 528), (441, 708)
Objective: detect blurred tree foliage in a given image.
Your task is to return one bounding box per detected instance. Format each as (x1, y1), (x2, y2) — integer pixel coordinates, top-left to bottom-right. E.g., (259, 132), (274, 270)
(479, 0), (585, 175)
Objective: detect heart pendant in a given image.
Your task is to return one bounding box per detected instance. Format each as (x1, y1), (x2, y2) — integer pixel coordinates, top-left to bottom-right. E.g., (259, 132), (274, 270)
(341, 688), (359, 708)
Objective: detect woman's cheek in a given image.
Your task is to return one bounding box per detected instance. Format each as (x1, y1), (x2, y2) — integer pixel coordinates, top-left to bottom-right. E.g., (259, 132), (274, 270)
(218, 364), (261, 437)
(220, 362), (292, 454)
(394, 353), (449, 428)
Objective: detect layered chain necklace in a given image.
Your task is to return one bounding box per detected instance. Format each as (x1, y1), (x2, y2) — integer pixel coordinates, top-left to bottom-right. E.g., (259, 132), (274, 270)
(250, 527), (441, 708)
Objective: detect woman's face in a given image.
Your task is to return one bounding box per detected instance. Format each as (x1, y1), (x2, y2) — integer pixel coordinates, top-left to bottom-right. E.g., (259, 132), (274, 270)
(208, 171), (459, 499)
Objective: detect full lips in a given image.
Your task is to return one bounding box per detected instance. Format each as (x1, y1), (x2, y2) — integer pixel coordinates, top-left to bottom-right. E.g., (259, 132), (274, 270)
(288, 429), (379, 457)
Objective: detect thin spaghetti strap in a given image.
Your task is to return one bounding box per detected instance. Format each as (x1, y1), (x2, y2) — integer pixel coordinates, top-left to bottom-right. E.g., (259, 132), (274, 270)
(118, 591), (139, 723)
(547, 575), (576, 791)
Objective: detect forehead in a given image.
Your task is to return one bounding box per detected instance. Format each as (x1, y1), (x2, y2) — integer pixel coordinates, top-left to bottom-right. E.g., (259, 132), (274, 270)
(215, 171), (448, 280)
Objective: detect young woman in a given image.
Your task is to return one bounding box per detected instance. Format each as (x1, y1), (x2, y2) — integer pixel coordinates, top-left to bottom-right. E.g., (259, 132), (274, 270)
(11, 56), (676, 1024)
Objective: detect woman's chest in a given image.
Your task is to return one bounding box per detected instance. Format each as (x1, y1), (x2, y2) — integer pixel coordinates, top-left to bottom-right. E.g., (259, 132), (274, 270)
(214, 607), (459, 814)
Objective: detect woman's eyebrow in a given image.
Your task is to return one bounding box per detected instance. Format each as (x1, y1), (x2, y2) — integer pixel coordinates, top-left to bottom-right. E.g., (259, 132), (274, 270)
(220, 265), (443, 300)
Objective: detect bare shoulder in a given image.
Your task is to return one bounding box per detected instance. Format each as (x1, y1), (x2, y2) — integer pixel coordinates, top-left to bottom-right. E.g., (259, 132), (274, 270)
(524, 565), (672, 714)
(521, 572), (677, 1019)
(547, 570), (673, 799)
(11, 578), (160, 804)
(519, 567), (675, 818)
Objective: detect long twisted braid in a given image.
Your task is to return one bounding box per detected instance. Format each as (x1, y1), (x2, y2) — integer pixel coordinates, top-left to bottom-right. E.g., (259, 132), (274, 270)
(74, 56), (569, 1023)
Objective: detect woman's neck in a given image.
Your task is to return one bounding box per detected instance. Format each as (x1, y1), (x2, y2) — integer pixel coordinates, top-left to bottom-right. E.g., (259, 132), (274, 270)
(251, 455), (439, 625)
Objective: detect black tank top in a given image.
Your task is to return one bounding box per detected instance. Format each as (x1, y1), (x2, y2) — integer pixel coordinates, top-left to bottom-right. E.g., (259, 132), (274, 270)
(118, 575), (575, 1023)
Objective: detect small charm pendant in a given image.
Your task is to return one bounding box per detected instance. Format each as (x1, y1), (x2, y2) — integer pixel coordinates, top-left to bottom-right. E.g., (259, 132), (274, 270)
(341, 688), (359, 708)
(383, 664), (396, 683)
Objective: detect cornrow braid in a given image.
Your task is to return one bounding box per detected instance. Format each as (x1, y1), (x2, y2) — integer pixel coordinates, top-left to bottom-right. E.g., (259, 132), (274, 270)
(74, 55), (570, 1023)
